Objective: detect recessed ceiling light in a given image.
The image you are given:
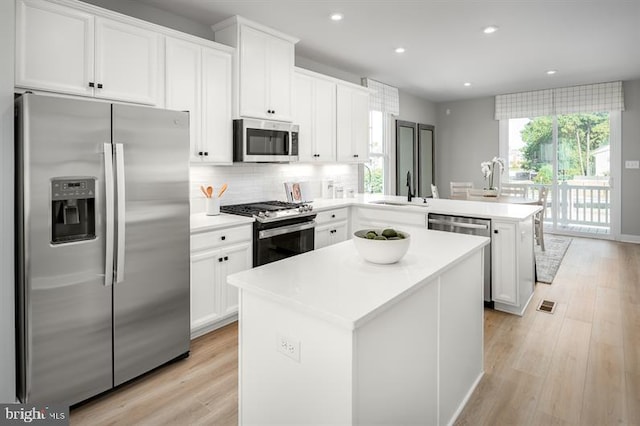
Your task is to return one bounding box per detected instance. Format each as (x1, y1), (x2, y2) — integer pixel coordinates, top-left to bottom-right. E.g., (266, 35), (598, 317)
(330, 13), (343, 21)
(546, 69), (557, 75)
(483, 25), (499, 34)
(464, 82), (472, 87)
(395, 47), (405, 53)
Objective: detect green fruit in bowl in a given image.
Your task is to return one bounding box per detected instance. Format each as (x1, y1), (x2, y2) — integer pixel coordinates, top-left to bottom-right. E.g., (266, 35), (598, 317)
(353, 228), (411, 264)
(382, 228), (397, 238)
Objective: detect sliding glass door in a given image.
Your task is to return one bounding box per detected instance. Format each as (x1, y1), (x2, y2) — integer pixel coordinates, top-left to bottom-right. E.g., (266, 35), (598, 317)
(505, 112), (616, 238)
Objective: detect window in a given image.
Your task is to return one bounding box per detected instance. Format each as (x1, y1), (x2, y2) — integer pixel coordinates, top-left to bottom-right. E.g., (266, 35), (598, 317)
(362, 78), (399, 194)
(365, 110), (388, 194)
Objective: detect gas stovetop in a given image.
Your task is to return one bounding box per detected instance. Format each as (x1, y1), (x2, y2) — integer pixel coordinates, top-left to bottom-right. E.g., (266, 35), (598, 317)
(220, 200), (315, 223)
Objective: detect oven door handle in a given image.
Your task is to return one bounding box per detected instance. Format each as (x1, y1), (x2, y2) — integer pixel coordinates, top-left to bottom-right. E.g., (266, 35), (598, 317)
(258, 221), (316, 239)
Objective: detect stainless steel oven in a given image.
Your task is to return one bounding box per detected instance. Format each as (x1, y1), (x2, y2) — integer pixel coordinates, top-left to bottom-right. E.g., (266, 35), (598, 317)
(220, 201), (315, 267)
(254, 216), (315, 267)
(233, 119), (299, 163)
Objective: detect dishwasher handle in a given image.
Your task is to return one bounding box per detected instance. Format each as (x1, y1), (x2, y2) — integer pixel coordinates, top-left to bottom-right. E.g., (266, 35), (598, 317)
(428, 218), (490, 230)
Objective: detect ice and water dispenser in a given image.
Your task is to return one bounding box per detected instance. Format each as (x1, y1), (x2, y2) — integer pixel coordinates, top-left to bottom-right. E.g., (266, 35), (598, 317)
(51, 177), (96, 244)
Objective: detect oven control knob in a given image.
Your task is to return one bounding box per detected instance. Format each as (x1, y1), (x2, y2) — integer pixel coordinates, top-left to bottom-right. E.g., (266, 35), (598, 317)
(258, 211), (266, 218)
(307, 204), (313, 211)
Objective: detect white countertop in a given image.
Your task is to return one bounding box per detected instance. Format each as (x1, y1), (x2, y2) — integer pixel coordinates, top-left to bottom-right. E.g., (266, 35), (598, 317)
(228, 228), (489, 330)
(311, 194), (541, 221)
(190, 194), (541, 233)
(190, 212), (255, 234)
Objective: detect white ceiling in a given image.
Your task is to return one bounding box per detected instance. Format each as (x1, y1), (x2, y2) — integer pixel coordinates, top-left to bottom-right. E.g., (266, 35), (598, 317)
(135, 0), (640, 102)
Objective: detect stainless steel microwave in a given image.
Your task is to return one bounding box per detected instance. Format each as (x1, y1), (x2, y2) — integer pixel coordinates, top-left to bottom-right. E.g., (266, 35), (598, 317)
(233, 119), (299, 162)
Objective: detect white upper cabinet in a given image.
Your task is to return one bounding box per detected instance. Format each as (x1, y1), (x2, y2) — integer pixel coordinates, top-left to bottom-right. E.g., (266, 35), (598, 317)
(201, 48), (233, 164)
(337, 84), (370, 163)
(16, 0), (95, 97)
(165, 37), (232, 164)
(94, 17), (160, 105)
(293, 70), (336, 162)
(213, 16), (298, 122)
(16, 0), (162, 106)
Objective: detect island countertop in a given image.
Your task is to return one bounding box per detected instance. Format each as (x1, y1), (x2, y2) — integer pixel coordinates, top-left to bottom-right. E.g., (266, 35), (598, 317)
(227, 227), (489, 330)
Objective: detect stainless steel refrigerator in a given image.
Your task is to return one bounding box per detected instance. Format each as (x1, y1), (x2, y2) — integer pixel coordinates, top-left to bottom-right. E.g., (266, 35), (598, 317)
(15, 94), (191, 406)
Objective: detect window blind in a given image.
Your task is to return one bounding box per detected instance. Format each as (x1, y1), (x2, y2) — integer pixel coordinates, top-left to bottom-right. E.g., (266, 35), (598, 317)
(554, 82), (625, 115)
(494, 81), (624, 120)
(361, 78), (400, 116)
(494, 89), (553, 120)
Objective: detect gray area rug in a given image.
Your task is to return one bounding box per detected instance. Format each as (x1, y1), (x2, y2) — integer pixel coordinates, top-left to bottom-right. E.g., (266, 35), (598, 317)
(535, 236), (572, 284)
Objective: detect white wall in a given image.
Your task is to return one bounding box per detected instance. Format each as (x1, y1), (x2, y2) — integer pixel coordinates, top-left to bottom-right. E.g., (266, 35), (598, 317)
(0, 0), (15, 403)
(621, 79), (640, 238)
(80, 0), (214, 40)
(434, 97), (499, 198)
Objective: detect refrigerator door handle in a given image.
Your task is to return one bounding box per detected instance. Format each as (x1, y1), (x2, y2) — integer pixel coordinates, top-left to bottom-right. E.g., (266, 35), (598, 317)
(115, 143), (126, 284)
(104, 143), (115, 286)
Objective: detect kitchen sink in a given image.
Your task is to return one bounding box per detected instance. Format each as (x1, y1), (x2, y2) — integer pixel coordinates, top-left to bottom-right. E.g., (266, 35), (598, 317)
(368, 200), (429, 208)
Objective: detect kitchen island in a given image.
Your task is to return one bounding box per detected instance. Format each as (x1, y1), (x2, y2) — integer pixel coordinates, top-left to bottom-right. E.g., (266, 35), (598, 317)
(228, 228), (489, 425)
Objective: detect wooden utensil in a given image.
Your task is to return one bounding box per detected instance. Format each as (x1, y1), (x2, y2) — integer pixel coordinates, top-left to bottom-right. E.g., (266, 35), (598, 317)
(206, 186), (213, 198)
(200, 185), (209, 198)
(218, 183), (228, 198)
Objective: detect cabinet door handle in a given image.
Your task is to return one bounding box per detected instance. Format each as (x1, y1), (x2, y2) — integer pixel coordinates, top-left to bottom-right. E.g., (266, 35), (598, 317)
(218, 257), (223, 262)
(198, 151), (203, 156)
(221, 236), (226, 240)
(224, 256), (229, 261)
(89, 82), (95, 88)
(494, 230), (499, 234)
(97, 83), (103, 89)
(331, 214), (336, 218)
(204, 152), (209, 156)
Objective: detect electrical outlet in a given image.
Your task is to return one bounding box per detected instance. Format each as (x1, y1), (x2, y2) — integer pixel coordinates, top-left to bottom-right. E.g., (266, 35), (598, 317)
(276, 333), (301, 362)
(625, 160), (640, 169)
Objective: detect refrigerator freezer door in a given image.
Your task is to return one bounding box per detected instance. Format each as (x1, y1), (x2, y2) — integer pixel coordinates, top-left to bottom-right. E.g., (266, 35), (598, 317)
(17, 95), (113, 405)
(111, 104), (190, 385)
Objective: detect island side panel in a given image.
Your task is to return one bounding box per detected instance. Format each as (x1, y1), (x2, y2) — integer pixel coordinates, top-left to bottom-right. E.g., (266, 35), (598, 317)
(354, 277), (439, 425)
(238, 290), (353, 424)
(439, 251), (484, 426)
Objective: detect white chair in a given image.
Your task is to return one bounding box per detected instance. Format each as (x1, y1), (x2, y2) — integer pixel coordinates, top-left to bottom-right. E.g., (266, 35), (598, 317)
(500, 184), (527, 198)
(450, 182), (473, 200)
(534, 187), (548, 251)
(431, 184), (439, 199)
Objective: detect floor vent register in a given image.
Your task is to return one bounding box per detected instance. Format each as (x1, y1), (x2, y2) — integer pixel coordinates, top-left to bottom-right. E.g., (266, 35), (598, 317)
(536, 299), (556, 314)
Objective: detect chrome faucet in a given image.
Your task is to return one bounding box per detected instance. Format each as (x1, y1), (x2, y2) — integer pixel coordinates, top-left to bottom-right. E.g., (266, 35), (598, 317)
(406, 171), (414, 202)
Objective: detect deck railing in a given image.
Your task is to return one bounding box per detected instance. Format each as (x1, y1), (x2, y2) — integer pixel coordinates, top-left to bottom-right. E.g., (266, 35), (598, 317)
(504, 182), (611, 228)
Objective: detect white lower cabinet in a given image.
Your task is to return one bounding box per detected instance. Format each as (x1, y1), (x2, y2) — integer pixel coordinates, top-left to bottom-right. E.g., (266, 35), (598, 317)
(190, 225), (252, 338)
(314, 208), (349, 249)
(351, 206), (427, 232)
(491, 218), (535, 315)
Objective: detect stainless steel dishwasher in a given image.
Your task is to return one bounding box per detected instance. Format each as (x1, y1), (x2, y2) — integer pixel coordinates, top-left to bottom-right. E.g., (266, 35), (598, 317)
(427, 213), (492, 306)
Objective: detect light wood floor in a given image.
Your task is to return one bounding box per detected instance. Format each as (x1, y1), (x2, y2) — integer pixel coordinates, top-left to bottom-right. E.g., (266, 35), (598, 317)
(71, 236), (640, 426)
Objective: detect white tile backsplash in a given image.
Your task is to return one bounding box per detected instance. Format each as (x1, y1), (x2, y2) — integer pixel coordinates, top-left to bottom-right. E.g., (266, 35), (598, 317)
(190, 163), (358, 213)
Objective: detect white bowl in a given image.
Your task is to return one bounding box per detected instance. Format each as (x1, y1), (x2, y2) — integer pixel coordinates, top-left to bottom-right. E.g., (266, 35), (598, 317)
(352, 229), (411, 264)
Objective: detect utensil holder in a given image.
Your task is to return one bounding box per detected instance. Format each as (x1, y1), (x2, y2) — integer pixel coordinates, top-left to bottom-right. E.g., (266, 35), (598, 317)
(205, 197), (220, 216)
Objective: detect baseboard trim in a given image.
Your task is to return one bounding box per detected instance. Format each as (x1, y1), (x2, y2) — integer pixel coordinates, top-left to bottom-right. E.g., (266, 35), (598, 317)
(619, 234), (640, 244)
